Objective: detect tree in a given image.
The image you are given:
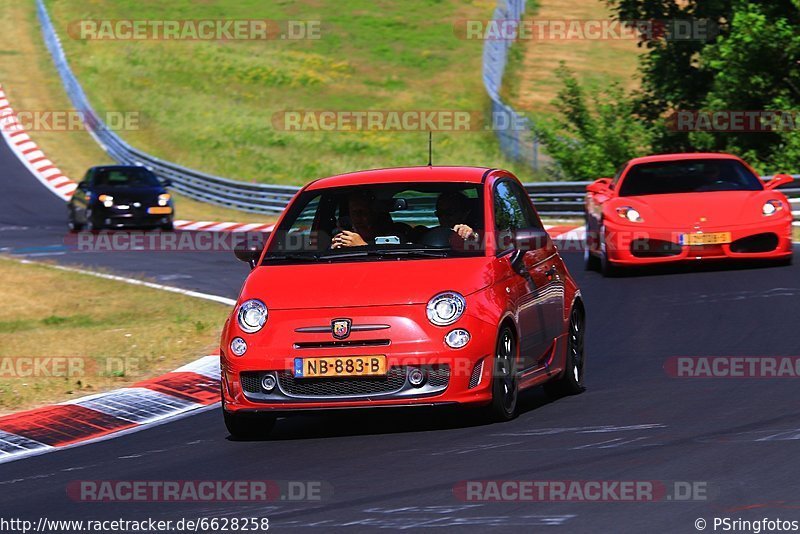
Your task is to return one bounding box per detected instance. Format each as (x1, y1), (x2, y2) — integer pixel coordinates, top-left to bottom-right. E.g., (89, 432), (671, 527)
(533, 65), (653, 180)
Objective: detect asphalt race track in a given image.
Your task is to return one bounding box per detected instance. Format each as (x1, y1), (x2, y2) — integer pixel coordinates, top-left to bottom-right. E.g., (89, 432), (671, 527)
(1, 135), (800, 533)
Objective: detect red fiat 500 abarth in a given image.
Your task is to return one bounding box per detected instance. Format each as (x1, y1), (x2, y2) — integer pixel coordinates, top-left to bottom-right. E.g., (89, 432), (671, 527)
(221, 166), (585, 438)
(585, 153), (794, 276)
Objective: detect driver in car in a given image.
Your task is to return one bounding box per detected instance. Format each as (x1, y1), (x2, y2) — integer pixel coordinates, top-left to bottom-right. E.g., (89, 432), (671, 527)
(331, 191), (408, 248)
(435, 191), (480, 240)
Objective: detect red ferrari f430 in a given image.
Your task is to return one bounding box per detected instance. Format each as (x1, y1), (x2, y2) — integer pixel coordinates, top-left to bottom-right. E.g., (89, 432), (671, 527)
(220, 166), (585, 438)
(585, 153), (794, 275)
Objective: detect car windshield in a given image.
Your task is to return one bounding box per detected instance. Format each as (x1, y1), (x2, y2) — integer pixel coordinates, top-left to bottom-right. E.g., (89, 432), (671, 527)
(93, 167), (161, 187)
(618, 159), (763, 196)
(263, 182), (485, 264)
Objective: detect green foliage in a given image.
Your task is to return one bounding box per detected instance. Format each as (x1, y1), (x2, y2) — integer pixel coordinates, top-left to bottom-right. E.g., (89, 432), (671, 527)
(608, 0), (800, 172)
(533, 65), (653, 180)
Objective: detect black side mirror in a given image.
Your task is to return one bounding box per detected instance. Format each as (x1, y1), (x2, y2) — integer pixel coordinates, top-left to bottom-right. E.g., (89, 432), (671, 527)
(235, 243), (263, 269)
(160, 178), (173, 187)
(510, 227), (550, 272)
(77, 181), (88, 191)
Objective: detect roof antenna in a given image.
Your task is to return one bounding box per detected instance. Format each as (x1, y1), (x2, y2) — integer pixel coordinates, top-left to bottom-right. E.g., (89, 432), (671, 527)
(427, 131), (433, 167)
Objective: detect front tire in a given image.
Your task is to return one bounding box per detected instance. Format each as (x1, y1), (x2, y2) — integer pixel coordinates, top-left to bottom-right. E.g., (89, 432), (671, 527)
(485, 326), (519, 422)
(67, 206), (83, 232)
(223, 409), (276, 440)
(545, 305), (586, 397)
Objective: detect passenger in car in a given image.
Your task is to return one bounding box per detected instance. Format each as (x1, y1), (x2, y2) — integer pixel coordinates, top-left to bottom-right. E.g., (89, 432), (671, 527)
(435, 191), (480, 240)
(331, 191), (409, 248)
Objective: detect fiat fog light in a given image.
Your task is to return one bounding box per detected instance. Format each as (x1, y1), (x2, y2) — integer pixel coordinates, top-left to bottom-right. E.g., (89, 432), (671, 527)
(445, 329), (471, 349)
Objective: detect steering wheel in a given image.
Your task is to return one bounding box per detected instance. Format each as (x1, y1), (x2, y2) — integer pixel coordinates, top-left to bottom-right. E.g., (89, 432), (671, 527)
(420, 226), (458, 248)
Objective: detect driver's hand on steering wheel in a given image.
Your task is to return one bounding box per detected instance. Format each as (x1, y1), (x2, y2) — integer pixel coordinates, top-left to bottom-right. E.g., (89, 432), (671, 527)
(453, 224), (477, 240)
(331, 230), (368, 248)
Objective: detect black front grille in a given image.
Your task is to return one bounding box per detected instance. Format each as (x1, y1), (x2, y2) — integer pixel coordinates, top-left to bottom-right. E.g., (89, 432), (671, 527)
(293, 339), (390, 350)
(277, 367), (407, 397)
(428, 365), (451, 388)
(240, 374), (262, 393)
(630, 239), (682, 258)
(730, 233), (779, 253)
(468, 359), (484, 389)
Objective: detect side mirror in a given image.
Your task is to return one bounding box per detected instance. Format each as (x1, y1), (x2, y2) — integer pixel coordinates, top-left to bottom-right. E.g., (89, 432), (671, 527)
(764, 173), (794, 190)
(586, 178), (612, 195)
(234, 240), (264, 269)
(77, 181), (88, 191)
(510, 227), (550, 271)
(160, 178), (173, 187)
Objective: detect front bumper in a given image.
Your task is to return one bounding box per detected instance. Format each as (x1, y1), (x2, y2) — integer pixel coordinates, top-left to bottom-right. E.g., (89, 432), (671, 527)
(603, 218), (793, 266)
(221, 306), (499, 412)
(93, 205), (173, 228)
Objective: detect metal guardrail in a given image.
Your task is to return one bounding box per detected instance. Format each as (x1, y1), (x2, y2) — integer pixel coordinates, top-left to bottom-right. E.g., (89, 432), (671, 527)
(523, 179), (800, 219)
(35, 0), (297, 214)
(37, 0), (800, 221)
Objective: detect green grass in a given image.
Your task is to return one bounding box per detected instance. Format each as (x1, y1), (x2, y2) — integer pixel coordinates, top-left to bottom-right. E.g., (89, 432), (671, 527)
(0, 257), (231, 412)
(45, 0), (536, 185)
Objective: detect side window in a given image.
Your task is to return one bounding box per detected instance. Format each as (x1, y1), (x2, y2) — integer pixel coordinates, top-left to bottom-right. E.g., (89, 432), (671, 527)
(494, 180), (537, 234)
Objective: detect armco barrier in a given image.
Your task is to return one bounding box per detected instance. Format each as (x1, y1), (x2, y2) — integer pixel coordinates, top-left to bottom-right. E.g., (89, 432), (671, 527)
(36, 0), (799, 220)
(35, 0), (296, 214)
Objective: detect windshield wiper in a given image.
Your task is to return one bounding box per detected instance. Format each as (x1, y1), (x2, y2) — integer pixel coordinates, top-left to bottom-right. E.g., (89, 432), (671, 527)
(325, 248), (450, 260)
(263, 253), (321, 262)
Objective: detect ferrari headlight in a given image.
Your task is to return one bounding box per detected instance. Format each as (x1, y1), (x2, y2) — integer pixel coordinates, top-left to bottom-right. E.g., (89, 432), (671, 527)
(616, 206), (643, 223)
(158, 193), (171, 206)
(237, 299), (268, 333)
(426, 292), (465, 326)
(762, 199), (783, 216)
(98, 194), (114, 208)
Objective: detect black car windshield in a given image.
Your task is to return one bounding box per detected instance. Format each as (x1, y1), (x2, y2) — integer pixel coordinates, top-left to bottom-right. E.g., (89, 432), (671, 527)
(618, 159), (763, 197)
(263, 182), (485, 264)
(93, 167), (161, 187)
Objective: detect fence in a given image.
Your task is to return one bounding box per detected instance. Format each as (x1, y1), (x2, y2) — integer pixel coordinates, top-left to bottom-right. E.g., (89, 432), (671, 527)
(482, 0), (543, 171)
(36, 0), (800, 221)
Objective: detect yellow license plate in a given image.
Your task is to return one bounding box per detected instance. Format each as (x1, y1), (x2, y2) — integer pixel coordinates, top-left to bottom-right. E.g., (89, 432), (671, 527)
(681, 232), (732, 246)
(147, 207), (172, 214)
(293, 355), (386, 378)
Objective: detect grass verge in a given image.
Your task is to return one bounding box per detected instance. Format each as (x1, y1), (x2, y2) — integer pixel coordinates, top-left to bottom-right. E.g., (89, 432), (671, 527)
(0, 257), (230, 414)
(0, 1), (281, 223)
(42, 0), (531, 185)
(505, 0), (643, 114)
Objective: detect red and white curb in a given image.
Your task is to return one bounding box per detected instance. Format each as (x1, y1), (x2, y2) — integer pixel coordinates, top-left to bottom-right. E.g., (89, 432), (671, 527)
(0, 355), (221, 464)
(0, 83), (274, 233)
(173, 220), (274, 233)
(0, 85), (77, 200)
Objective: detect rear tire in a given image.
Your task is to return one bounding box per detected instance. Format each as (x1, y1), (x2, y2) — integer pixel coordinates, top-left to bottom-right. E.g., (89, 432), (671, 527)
(223, 409), (276, 440)
(584, 246), (600, 271)
(545, 305), (586, 398)
(485, 326), (519, 422)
